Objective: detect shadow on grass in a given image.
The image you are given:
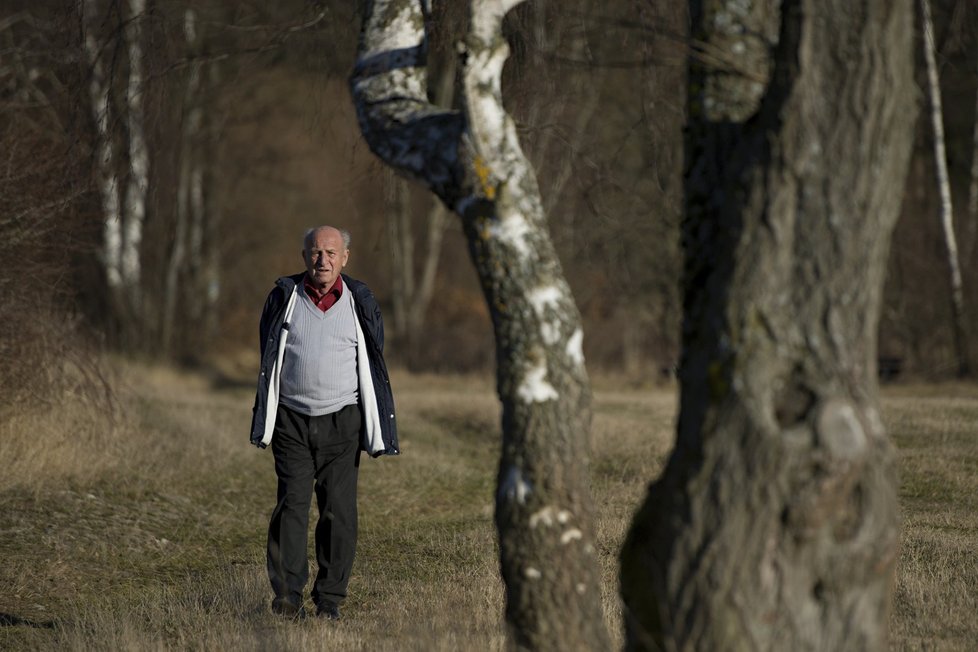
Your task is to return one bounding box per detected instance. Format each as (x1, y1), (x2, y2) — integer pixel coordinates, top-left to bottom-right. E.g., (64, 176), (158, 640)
(0, 612), (56, 629)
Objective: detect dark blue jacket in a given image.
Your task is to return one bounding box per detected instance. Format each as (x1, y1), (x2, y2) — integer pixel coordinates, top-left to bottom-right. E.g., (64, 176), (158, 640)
(249, 273), (399, 456)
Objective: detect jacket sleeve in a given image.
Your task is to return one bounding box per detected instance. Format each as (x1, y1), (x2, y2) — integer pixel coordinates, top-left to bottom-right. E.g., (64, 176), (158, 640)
(257, 288), (280, 359)
(355, 284), (385, 353)
(369, 292), (384, 352)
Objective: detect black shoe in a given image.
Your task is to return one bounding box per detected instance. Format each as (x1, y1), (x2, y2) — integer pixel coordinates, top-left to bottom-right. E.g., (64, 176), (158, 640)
(316, 601), (340, 621)
(271, 597), (307, 620)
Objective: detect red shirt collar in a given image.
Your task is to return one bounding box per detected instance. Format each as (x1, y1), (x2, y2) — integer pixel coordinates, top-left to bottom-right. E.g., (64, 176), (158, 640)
(303, 274), (343, 312)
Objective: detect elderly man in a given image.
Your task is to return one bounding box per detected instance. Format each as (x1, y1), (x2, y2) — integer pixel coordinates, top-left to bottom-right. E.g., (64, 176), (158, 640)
(249, 226), (398, 620)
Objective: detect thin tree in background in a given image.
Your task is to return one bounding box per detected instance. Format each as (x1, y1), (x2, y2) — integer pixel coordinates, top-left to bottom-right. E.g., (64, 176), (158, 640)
(351, 0), (609, 648)
(385, 169), (452, 368)
(620, 0), (917, 649)
(121, 0), (148, 315)
(82, 0), (123, 297)
(82, 0), (150, 340)
(163, 7), (204, 355)
(967, 43), (978, 260)
(920, 0), (970, 376)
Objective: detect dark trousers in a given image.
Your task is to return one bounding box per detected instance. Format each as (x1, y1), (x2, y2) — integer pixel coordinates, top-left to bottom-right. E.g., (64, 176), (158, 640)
(267, 403), (361, 607)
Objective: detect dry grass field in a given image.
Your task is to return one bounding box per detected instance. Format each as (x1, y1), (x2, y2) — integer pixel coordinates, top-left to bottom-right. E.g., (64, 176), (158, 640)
(0, 362), (975, 650)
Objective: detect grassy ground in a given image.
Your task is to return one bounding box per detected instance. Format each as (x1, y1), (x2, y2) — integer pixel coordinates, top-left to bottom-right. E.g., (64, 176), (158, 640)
(0, 364), (975, 650)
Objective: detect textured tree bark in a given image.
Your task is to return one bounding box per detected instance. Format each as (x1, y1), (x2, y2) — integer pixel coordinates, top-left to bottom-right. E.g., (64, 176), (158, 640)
(352, 1), (609, 648)
(620, 1), (917, 650)
(920, 0), (971, 377)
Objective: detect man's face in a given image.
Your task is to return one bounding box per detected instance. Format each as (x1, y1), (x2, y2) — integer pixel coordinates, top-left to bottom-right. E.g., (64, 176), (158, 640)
(303, 228), (349, 290)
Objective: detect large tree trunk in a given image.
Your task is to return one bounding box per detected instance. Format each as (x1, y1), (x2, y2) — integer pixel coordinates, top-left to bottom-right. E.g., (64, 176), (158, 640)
(620, 1), (917, 650)
(920, 0), (970, 377)
(352, 1), (609, 648)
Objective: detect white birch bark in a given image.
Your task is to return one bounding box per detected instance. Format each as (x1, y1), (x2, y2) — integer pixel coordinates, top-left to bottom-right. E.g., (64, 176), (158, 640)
(82, 0), (122, 289)
(352, 1), (610, 648)
(920, 0), (971, 376)
(121, 0), (148, 307)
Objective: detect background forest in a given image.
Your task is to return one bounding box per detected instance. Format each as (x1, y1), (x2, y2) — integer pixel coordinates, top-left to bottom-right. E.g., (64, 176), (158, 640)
(2, 0), (976, 387)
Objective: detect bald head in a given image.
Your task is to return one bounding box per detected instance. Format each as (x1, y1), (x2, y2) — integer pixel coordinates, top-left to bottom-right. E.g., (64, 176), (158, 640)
(304, 226), (350, 251)
(302, 226), (350, 290)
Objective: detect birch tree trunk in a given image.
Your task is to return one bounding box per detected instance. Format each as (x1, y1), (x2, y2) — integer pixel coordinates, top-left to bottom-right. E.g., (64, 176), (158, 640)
(122, 0), (148, 315)
(352, 1), (609, 648)
(82, 0), (123, 294)
(620, 0), (917, 649)
(83, 0), (148, 340)
(920, 0), (970, 377)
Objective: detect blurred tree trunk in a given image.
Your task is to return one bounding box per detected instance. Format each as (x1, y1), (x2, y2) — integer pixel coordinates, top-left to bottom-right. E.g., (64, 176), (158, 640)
(82, 0), (123, 303)
(82, 0), (149, 346)
(184, 43), (223, 354)
(620, 0), (917, 649)
(121, 0), (148, 318)
(162, 7), (223, 359)
(163, 7), (203, 356)
(386, 177), (450, 369)
(386, 167), (411, 337)
(920, 0), (970, 377)
(966, 44), (978, 262)
(352, 0), (609, 649)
